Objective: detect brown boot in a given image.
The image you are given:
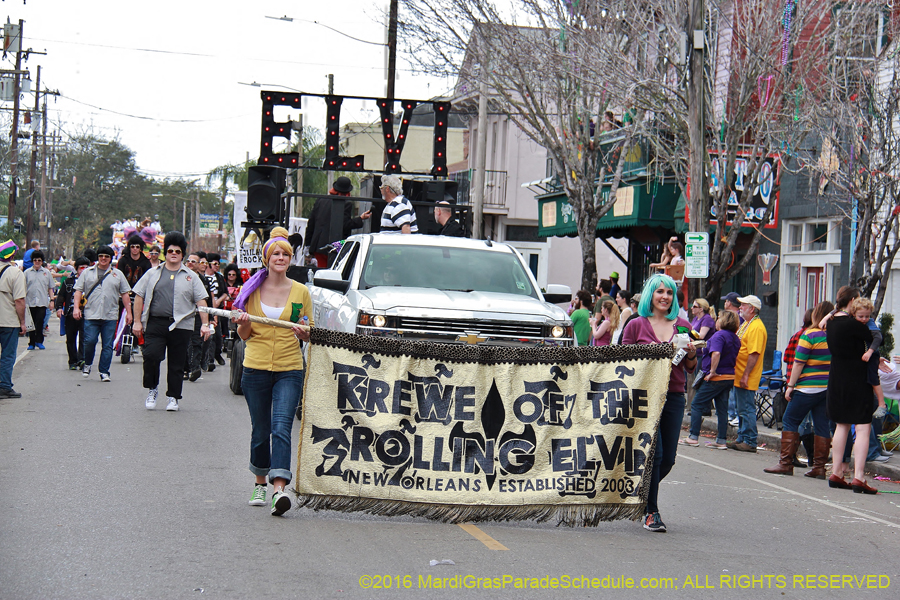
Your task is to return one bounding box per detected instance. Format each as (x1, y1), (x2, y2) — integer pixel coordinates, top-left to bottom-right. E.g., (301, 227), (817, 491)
(804, 436), (831, 479)
(764, 431), (800, 475)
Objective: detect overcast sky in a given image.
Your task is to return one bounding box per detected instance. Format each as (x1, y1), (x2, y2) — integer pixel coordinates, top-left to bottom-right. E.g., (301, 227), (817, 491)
(3, 0), (452, 182)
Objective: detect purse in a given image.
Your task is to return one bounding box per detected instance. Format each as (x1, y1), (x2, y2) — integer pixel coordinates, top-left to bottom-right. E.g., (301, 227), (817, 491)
(692, 370), (706, 390)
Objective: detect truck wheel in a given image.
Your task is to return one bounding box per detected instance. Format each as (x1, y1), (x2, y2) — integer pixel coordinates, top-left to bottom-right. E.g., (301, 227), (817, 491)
(230, 338), (244, 395)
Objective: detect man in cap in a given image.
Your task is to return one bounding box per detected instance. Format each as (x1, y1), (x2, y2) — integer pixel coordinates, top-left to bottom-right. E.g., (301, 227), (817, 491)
(609, 272), (621, 299)
(0, 240), (27, 397)
(721, 292), (743, 323)
(305, 176), (371, 267)
(728, 294), (767, 453)
(433, 195), (464, 237)
(379, 174), (418, 234)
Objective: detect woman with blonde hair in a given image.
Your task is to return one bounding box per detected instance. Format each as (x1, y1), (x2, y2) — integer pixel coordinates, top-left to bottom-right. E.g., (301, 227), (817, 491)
(590, 299), (620, 347)
(232, 226), (314, 515)
(690, 298), (716, 343)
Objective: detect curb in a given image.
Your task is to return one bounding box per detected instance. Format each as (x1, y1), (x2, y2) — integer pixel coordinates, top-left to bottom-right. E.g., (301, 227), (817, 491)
(682, 413), (900, 481)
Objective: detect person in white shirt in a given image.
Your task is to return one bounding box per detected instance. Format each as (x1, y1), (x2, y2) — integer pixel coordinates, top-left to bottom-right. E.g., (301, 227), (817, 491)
(379, 174), (418, 234)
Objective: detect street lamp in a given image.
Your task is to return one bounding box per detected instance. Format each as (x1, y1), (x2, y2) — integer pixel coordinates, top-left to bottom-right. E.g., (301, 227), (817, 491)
(238, 81), (305, 93)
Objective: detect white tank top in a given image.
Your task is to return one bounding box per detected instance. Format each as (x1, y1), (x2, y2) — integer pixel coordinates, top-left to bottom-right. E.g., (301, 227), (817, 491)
(259, 301), (284, 320)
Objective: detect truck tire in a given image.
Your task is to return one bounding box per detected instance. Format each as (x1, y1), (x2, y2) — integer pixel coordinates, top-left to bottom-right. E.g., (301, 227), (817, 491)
(230, 338), (244, 396)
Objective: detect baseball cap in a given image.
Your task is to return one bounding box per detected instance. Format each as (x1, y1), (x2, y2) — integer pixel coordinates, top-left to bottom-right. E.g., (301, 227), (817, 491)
(737, 295), (762, 310)
(721, 292), (741, 305)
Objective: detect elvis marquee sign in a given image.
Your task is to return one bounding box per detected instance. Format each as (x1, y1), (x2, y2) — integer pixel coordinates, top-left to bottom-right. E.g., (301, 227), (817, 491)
(295, 330), (674, 526)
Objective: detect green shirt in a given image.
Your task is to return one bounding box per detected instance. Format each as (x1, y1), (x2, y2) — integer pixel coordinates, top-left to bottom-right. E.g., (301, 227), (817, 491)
(571, 308), (591, 346)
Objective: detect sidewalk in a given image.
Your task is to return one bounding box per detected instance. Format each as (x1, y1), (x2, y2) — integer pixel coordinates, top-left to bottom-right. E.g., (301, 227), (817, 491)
(682, 412), (900, 481)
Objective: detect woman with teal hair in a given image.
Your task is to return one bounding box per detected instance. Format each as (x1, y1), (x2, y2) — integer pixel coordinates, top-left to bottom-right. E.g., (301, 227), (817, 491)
(621, 273), (697, 532)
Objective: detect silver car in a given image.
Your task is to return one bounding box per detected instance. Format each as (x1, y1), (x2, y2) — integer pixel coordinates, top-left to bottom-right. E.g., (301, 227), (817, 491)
(310, 233), (574, 346)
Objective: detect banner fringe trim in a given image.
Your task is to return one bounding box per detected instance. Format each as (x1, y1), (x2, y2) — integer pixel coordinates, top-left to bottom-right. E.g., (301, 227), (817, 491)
(292, 493), (646, 527)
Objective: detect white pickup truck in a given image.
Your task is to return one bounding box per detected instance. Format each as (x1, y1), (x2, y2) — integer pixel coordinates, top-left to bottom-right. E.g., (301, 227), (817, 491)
(309, 233), (574, 346)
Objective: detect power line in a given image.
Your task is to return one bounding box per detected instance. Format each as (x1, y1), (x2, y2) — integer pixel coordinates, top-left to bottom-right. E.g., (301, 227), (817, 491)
(57, 95), (252, 123)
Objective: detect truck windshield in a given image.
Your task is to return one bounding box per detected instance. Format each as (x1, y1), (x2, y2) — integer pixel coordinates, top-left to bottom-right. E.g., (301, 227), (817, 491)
(360, 244), (538, 298)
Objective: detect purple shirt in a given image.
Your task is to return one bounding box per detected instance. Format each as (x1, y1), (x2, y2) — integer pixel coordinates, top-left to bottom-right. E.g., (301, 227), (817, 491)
(622, 316), (693, 393)
(701, 329), (741, 375)
(691, 314), (716, 341)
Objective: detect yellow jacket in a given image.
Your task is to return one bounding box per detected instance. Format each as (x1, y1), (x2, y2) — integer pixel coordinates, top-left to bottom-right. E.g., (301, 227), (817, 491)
(242, 282), (314, 372)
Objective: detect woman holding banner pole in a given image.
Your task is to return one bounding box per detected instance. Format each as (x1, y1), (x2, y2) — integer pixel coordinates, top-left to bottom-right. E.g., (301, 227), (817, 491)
(621, 274), (696, 533)
(231, 227), (314, 516)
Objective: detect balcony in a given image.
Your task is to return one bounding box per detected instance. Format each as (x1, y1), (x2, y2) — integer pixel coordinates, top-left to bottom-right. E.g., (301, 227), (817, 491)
(534, 131), (680, 238)
(449, 169), (508, 211)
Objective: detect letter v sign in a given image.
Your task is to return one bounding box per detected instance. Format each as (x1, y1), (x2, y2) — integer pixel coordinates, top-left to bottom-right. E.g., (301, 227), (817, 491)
(378, 99), (418, 174)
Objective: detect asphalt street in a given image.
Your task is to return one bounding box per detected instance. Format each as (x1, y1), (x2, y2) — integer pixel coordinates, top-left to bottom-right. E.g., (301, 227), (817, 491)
(1, 321), (899, 600)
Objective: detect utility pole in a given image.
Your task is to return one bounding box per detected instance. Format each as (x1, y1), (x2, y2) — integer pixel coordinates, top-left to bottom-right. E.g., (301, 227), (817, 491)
(40, 96), (48, 247)
(386, 0), (398, 102)
(687, 0), (706, 299)
(25, 65), (40, 246)
(7, 19), (24, 224)
(471, 33), (489, 240)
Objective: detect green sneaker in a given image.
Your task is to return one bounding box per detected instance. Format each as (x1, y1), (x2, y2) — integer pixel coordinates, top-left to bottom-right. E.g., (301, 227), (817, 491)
(249, 484), (266, 507)
(271, 490), (291, 516)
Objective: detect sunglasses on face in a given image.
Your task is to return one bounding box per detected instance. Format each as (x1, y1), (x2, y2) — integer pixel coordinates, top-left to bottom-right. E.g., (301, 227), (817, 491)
(98, 254), (111, 259)
(130, 245), (142, 249)
(199, 261), (208, 265)
(186, 259), (198, 263)
(149, 252), (160, 256)
(166, 248), (183, 255)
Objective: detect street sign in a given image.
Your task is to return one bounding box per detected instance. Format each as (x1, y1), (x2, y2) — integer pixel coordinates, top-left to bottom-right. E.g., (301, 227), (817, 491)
(685, 231), (709, 279)
(685, 232), (709, 244)
(686, 244), (708, 258)
(685, 260), (709, 278)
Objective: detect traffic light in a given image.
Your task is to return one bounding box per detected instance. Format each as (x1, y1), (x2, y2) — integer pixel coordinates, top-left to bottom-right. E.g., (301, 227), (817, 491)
(431, 102), (450, 177)
(247, 166), (286, 222)
(379, 99), (417, 174)
(259, 91), (301, 167)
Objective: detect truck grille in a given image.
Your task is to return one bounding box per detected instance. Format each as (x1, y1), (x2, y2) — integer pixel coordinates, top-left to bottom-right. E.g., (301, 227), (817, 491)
(396, 316), (544, 339)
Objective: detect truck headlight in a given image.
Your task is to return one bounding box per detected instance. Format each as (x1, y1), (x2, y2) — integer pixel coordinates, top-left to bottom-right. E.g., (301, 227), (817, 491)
(373, 315), (386, 328)
(551, 325), (566, 338)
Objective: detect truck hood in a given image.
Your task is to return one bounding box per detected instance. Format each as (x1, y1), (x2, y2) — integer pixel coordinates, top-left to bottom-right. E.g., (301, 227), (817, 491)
(356, 286), (570, 323)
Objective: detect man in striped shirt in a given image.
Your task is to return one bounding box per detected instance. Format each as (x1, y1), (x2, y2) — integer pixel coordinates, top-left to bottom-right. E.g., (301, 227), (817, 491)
(379, 174), (418, 234)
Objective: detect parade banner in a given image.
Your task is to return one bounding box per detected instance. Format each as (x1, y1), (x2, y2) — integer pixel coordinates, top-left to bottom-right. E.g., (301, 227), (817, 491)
(295, 329), (674, 526)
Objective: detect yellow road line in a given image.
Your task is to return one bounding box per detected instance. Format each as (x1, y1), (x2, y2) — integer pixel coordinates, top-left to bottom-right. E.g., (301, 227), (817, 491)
(458, 523), (509, 550)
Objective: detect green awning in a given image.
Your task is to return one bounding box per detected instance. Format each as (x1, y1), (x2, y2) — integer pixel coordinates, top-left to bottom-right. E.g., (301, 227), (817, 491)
(537, 180), (681, 238)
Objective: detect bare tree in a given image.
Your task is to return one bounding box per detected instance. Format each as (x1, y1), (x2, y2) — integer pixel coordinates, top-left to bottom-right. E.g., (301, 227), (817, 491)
(802, 6), (900, 314)
(611, 0), (840, 301)
(402, 1), (658, 292)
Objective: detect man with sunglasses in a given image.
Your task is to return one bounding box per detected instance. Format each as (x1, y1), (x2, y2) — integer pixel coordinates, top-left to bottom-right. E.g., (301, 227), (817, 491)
(132, 232), (211, 411)
(203, 253), (228, 368)
(183, 252), (213, 381)
(73, 245), (132, 382)
(117, 235), (152, 288)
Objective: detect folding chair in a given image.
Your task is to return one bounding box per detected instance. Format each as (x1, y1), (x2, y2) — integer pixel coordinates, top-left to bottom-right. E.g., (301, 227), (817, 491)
(755, 350), (785, 428)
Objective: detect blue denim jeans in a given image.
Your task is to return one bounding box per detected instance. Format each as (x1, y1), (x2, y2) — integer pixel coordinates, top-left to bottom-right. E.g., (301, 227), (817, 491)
(727, 387), (738, 419)
(83, 319), (117, 375)
(0, 326), (19, 390)
(782, 389), (829, 437)
(242, 367), (304, 484)
(646, 392), (686, 515)
(733, 386), (758, 447)
(688, 379), (733, 444)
